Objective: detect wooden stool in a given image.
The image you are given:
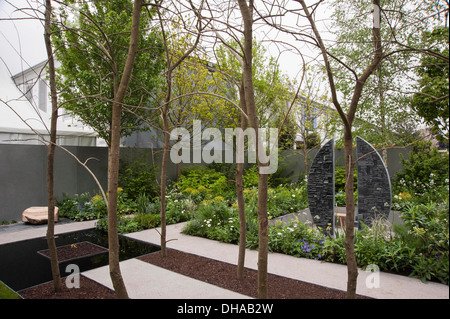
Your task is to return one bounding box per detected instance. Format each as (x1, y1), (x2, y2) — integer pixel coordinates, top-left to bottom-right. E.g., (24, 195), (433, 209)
(335, 211), (346, 229)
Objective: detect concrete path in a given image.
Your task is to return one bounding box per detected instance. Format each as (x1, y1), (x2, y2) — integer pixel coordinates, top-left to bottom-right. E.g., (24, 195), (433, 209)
(1, 220), (448, 299)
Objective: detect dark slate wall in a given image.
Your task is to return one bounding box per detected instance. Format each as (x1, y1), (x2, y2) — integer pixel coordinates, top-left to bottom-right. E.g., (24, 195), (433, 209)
(356, 137), (392, 227)
(306, 139), (335, 233)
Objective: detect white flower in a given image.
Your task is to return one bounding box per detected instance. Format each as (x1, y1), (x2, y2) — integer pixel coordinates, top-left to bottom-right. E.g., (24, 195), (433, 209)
(292, 194), (296, 198)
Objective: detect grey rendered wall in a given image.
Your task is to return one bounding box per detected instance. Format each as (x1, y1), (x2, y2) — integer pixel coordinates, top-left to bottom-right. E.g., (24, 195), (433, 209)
(0, 144), (108, 222)
(0, 143), (411, 223)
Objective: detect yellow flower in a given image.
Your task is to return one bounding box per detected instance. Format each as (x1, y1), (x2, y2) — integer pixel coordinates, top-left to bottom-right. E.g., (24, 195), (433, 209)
(91, 194), (103, 202)
(184, 187), (195, 193)
(197, 185), (208, 192)
(117, 187), (123, 193)
(399, 192), (412, 200)
(201, 199), (211, 205)
(213, 196), (224, 202)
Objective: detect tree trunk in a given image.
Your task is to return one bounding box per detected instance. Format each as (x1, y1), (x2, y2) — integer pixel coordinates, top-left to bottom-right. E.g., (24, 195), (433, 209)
(106, 0), (143, 299)
(298, 0), (382, 299)
(160, 105), (170, 257)
(236, 83), (247, 280)
(343, 131), (358, 299)
(256, 173), (269, 298)
(237, 0), (270, 299)
(44, 0), (61, 293)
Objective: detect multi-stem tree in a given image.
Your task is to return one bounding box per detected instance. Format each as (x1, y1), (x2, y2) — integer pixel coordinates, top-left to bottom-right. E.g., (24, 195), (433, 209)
(299, 0), (383, 298)
(150, 0), (206, 257)
(52, 0), (162, 298)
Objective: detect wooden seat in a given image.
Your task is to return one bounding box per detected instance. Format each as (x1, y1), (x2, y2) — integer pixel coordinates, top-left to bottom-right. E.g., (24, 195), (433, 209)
(22, 206), (59, 225)
(335, 212), (346, 229)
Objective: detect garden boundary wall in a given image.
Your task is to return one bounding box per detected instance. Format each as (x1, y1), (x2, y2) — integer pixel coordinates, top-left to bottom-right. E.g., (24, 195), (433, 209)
(0, 144), (411, 222)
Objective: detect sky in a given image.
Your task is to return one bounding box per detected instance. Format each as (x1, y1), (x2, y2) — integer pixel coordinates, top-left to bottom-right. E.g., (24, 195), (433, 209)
(0, 0), (47, 77)
(0, 0), (329, 83)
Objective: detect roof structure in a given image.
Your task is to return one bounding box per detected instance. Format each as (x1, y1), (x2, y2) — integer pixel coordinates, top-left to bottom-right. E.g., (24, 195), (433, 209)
(0, 61), (98, 146)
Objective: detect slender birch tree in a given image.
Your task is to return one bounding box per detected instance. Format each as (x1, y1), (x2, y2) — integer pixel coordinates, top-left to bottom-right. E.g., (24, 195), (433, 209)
(44, 0), (61, 293)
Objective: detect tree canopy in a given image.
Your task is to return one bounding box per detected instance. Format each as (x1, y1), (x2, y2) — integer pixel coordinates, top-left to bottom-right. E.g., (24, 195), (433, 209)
(411, 26), (449, 143)
(52, 0), (165, 145)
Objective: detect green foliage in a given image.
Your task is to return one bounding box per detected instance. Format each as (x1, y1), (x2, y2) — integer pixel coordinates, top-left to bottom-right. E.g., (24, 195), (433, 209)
(334, 165), (357, 192)
(216, 38), (292, 128)
(267, 185), (308, 219)
(134, 213), (161, 229)
(57, 189), (136, 221)
(182, 200), (237, 243)
(267, 220), (326, 260)
(175, 166), (232, 196)
(119, 159), (158, 201)
(136, 193), (159, 215)
(393, 142), (449, 203)
(95, 216), (141, 234)
(56, 157), (448, 284)
(242, 165), (259, 188)
(52, 0), (165, 144)
(57, 193), (106, 221)
(411, 27), (449, 142)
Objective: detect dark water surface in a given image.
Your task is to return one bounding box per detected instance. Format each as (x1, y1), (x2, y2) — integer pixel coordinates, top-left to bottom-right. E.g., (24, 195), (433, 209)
(0, 228), (160, 291)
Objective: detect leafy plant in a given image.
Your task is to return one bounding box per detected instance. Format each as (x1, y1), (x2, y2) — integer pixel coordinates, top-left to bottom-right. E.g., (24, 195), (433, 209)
(136, 193), (159, 215)
(335, 165), (357, 192)
(393, 141), (449, 203)
(134, 213), (161, 229)
(96, 216), (142, 234)
(119, 159), (158, 201)
(175, 166), (232, 196)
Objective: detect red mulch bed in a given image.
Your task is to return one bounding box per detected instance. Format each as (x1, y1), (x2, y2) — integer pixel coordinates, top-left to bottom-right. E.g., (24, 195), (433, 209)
(19, 244), (370, 299)
(19, 276), (116, 299)
(38, 241), (107, 262)
(138, 249), (370, 299)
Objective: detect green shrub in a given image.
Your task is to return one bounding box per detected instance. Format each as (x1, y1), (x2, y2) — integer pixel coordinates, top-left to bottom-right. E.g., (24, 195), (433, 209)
(335, 165), (357, 192)
(95, 216), (143, 234)
(134, 213), (161, 229)
(393, 141), (449, 203)
(119, 159), (158, 201)
(243, 165), (259, 188)
(268, 219), (326, 260)
(136, 193), (159, 215)
(182, 200), (234, 240)
(175, 166), (232, 196)
(267, 185), (308, 218)
(57, 193), (106, 221)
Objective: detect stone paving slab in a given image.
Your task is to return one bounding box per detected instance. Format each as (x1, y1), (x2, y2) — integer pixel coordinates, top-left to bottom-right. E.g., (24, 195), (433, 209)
(1, 220), (448, 299)
(82, 258), (252, 299)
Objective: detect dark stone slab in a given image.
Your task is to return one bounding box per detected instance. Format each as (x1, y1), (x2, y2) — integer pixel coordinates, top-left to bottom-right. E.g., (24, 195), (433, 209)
(356, 137), (392, 227)
(307, 139), (335, 234)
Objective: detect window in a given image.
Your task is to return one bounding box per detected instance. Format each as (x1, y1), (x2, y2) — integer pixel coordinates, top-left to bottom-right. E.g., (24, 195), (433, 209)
(38, 80), (48, 112)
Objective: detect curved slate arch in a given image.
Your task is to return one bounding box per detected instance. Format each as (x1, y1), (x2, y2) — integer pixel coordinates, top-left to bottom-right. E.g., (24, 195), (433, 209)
(356, 137), (392, 227)
(307, 139), (335, 233)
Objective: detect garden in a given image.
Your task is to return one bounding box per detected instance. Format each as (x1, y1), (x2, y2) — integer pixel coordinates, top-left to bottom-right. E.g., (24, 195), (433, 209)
(56, 142), (449, 285)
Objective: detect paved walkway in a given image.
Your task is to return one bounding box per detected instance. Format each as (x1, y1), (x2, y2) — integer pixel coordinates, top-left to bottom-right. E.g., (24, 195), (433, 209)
(1, 220), (448, 299)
